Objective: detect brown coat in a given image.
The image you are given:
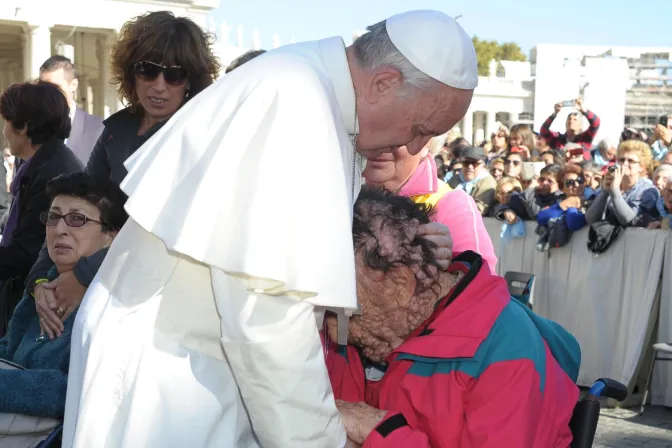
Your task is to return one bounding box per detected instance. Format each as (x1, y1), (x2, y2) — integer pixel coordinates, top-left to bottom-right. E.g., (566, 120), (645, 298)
(448, 172), (497, 216)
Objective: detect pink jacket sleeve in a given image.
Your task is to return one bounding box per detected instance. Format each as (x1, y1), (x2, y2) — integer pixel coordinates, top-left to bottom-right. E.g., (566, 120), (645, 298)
(363, 412), (430, 448)
(432, 189), (497, 273)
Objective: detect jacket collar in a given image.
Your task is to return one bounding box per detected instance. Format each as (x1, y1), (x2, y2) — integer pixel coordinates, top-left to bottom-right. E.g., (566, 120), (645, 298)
(318, 37), (358, 136)
(390, 251), (510, 361)
(21, 138), (66, 180)
(398, 155), (438, 197)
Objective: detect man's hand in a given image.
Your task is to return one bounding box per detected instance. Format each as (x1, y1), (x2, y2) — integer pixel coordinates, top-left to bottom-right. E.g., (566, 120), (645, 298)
(35, 283), (63, 339)
(417, 222), (452, 270)
(554, 102), (562, 114)
(51, 270), (87, 322)
(503, 209), (518, 225)
(336, 400), (387, 445)
(655, 124), (672, 145)
(575, 97), (584, 113)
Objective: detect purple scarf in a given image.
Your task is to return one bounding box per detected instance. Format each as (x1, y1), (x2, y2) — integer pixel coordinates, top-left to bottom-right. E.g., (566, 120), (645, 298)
(0, 159), (31, 247)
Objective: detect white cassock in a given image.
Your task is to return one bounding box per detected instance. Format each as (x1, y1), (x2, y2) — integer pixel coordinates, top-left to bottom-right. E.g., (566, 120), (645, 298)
(62, 36), (364, 448)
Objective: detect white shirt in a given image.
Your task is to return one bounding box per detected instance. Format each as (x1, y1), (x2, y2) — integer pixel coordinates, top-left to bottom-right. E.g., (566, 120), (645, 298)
(64, 104), (76, 146)
(63, 37), (362, 448)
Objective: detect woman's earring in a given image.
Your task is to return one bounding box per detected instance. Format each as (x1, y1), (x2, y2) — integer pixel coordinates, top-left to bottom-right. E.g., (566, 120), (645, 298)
(185, 90), (190, 98)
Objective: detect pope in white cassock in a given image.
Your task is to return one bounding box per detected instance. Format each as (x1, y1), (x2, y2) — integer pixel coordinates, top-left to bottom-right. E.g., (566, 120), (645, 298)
(62, 10), (478, 448)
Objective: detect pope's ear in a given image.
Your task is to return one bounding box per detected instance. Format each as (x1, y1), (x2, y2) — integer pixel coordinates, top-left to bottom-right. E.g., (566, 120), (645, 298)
(364, 68), (403, 104)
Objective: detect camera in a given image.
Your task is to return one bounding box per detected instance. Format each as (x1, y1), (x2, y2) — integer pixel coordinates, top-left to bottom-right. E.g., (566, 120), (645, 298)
(608, 165), (618, 174)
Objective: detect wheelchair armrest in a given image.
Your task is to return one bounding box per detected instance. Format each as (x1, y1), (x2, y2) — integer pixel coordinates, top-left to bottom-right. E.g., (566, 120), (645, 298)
(592, 378), (628, 402)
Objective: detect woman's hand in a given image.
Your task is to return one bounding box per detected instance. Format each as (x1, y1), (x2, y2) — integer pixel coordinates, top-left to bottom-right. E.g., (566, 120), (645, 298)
(50, 270), (87, 322)
(517, 145), (531, 159)
(610, 165), (623, 192)
(559, 197), (582, 210)
(336, 400), (387, 445)
(35, 283), (63, 339)
(417, 222), (452, 270)
(503, 209), (518, 225)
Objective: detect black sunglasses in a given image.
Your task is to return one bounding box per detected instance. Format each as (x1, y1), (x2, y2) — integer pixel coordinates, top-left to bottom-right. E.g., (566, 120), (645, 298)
(564, 178), (584, 187)
(504, 159), (521, 166)
(133, 61), (188, 87)
(40, 211), (104, 228)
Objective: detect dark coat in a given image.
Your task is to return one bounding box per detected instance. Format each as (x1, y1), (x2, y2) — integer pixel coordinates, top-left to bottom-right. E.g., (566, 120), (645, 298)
(67, 108), (104, 166)
(0, 139), (83, 335)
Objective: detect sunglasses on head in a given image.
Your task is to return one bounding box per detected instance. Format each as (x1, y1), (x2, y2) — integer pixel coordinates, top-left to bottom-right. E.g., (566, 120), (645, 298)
(504, 159), (521, 166)
(564, 178), (584, 187)
(40, 211), (104, 228)
(133, 61), (188, 87)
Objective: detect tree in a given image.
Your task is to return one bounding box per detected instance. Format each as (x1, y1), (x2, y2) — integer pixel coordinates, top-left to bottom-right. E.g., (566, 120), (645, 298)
(472, 37), (527, 76)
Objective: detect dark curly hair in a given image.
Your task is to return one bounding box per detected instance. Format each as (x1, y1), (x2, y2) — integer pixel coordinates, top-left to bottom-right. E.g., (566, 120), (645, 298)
(110, 11), (221, 108)
(353, 186), (442, 295)
(0, 81), (71, 145)
(46, 172), (129, 233)
(557, 163), (583, 187)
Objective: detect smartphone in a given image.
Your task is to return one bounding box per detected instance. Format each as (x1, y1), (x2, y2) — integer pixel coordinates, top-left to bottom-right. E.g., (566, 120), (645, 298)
(562, 100), (576, 107)
(568, 147), (584, 157)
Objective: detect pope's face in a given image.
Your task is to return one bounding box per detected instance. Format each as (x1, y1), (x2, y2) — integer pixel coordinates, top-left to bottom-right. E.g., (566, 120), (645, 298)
(355, 79), (472, 159)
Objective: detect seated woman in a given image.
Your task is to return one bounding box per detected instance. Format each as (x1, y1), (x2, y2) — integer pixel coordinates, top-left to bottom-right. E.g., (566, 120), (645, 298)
(0, 172), (127, 420)
(327, 187), (580, 447)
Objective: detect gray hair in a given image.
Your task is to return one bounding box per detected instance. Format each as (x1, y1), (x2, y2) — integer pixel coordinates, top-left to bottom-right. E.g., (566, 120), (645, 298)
(654, 163), (672, 178)
(597, 137), (618, 152)
(581, 161), (601, 173)
(352, 20), (437, 94)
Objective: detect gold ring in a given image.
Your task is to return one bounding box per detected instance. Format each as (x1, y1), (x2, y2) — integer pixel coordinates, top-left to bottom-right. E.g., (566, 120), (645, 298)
(56, 307), (66, 318)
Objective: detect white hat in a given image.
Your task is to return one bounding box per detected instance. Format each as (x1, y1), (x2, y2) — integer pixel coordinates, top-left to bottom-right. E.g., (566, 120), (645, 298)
(386, 10), (478, 90)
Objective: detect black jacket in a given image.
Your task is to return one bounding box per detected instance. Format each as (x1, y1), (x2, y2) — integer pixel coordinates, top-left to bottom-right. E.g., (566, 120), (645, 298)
(0, 139), (83, 332)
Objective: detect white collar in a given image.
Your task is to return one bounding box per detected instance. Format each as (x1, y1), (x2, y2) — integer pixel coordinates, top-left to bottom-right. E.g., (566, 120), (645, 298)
(69, 104), (77, 123)
(318, 37), (358, 136)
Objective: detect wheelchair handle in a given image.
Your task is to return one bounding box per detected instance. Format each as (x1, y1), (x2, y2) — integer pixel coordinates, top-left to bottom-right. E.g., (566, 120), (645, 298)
(586, 378), (628, 402)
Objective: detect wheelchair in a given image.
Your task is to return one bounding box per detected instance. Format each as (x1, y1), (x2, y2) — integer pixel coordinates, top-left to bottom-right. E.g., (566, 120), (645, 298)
(570, 377), (628, 447)
(36, 379), (628, 448)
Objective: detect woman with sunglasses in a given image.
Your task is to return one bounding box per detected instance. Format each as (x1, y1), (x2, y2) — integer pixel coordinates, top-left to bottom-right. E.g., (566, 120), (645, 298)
(0, 173), (126, 446)
(0, 82), (83, 336)
(536, 164), (588, 232)
(26, 11), (220, 340)
(586, 140), (658, 228)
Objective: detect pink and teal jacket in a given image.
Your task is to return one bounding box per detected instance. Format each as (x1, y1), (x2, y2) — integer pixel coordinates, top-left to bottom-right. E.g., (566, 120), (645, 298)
(327, 251), (581, 447)
(398, 155), (497, 273)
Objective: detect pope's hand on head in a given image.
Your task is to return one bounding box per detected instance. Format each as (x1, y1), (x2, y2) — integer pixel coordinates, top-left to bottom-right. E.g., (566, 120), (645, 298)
(34, 283), (63, 339)
(50, 270), (87, 324)
(417, 222), (452, 269)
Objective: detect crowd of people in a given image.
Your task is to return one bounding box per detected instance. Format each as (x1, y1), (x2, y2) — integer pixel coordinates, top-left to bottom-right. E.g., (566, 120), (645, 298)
(0, 7), (658, 448)
(432, 103), (672, 251)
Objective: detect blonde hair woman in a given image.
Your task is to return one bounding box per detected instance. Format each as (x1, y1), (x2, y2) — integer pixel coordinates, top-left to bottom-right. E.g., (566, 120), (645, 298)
(586, 140), (658, 227)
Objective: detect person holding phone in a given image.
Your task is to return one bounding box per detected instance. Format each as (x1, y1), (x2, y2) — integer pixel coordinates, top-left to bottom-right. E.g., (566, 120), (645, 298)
(540, 97), (600, 157)
(651, 115), (672, 161)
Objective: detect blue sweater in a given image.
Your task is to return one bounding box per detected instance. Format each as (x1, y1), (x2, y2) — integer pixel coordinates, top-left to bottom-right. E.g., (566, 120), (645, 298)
(0, 266), (74, 418)
(536, 203), (587, 231)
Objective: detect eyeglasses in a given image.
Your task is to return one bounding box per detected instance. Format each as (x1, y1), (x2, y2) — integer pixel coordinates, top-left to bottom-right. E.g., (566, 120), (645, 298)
(564, 178), (584, 187)
(133, 61), (188, 87)
(40, 211), (104, 228)
(618, 157), (640, 165)
(504, 159), (521, 166)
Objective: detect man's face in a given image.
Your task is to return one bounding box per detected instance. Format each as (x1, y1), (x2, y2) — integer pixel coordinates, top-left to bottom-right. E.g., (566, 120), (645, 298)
(583, 170), (601, 190)
(40, 68), (77, 106)
(363, 146), (424, 191)
(536, 173), (558, 195)
(654, 171), (671, 192)
(541, 153), (554, 166)
(355, 71), (473, 158)
(566, 113), (582, 136)
(461, 158), (484, 181)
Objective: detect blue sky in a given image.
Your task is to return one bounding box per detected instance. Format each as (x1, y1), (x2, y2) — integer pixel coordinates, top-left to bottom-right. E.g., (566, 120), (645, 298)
(211, 0), (671, 56)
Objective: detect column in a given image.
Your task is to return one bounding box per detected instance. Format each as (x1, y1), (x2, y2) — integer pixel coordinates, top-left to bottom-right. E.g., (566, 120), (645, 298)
(508, 112), (519, 127)
(484, 111), (493, 141)
(0, 59), (8, 89)
(461, 110), (473, 144)
(27, 25), (52, 80)
(473, 112), (485, 145)
(96, 35), (111, 118)
(8, 62), (22, 85)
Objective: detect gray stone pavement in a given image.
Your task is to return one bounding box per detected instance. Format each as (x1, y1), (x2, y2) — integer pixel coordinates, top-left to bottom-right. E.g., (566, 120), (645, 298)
(594, 406), (672, 447)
